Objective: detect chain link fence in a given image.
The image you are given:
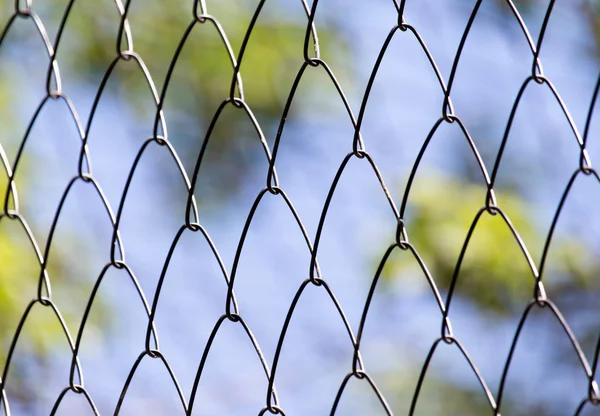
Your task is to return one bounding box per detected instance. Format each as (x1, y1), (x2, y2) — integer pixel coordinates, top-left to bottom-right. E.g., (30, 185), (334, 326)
(0, 0), (599, 415)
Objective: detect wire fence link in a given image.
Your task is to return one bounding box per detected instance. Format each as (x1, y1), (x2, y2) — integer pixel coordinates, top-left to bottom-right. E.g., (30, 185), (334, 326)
(0, 0), (599, 415)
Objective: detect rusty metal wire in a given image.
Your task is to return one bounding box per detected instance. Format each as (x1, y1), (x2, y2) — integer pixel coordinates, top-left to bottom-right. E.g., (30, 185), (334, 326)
(0, 0), (598, 415)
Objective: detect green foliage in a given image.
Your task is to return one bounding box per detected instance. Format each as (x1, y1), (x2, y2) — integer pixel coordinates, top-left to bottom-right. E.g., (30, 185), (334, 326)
(384, 174), (598, 315)
(42, 0), (350, 201)
(378, 173), (599, 414)
(0, 174), (108, 408)
(0, 221), (59, 360)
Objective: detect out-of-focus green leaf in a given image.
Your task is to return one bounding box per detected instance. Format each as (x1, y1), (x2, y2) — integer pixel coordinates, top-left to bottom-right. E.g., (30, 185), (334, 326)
(383, 174), (598, 315)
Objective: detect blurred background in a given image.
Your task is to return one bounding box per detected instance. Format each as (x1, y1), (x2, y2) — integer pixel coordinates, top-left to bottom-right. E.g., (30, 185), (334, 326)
(0, 0), (599, 414)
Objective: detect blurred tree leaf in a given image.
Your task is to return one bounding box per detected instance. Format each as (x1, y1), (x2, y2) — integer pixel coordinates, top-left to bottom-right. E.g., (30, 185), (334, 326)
(385, 174), (598, 315)
(41, 0), (350, 203)
(0, 176), (108, 409)
(380, 173), (599, 414)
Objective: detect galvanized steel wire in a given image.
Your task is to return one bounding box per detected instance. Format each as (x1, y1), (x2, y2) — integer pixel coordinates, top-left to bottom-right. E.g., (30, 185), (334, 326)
(0, 0), (599, 415)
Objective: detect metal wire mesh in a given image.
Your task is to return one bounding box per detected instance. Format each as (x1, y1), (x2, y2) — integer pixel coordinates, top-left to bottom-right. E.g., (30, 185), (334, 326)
(0, 0), (599, 414)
